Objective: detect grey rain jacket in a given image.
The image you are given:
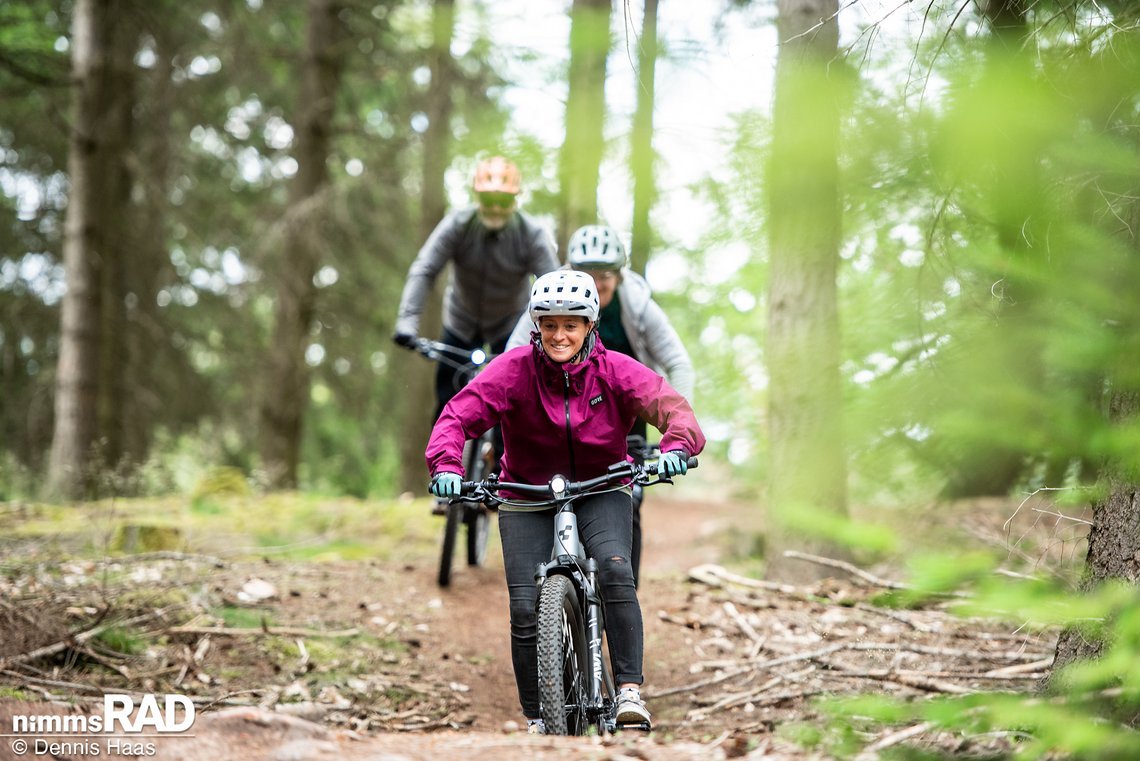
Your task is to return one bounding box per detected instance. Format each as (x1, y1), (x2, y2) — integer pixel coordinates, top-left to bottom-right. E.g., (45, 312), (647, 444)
(395, 206), (559, 343)
(506, 267), (695, 401)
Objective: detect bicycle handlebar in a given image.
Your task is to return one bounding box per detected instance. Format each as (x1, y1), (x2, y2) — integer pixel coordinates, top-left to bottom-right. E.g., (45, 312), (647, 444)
(458, 456), (698, 503)
(406, 337), (493, 380)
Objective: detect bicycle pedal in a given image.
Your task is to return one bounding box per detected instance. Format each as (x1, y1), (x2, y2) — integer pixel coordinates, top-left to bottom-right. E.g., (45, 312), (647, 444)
(615, 720), (652, 732)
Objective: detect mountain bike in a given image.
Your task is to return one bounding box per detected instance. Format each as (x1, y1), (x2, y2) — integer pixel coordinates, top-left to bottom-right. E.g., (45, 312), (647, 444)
(450, 454), (697, 735)
(409, 338), (497, 587)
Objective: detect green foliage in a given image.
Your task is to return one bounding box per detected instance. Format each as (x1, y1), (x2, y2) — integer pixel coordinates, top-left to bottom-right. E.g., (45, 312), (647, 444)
(0, 491), (442, 567)
(190, 466), (250, 504)
(903, 551), (998, 600)
(0, 452), (40, 501)
(1055, 604), (1140, 699)
(95, 625), (144, 656)
(111, 523), (183, 553)
(777, 501), (898, 555)
(956, 577), (1137, 629)
(825, 689), (1140, 760)
(215, 605), (272, 630)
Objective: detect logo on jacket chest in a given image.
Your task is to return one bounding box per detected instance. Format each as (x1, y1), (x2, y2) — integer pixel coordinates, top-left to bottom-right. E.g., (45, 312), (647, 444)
(589, 393), (604, 407)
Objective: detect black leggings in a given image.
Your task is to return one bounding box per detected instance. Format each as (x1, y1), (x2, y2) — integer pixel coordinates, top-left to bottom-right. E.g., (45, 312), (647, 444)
(498, 490), (643, 719)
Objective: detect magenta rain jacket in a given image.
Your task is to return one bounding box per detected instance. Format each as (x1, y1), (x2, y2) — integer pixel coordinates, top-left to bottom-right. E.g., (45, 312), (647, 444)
(426, 337), (706, 490)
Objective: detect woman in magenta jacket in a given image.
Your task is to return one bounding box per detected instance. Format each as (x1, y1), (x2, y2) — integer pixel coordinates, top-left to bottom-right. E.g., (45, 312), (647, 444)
(426, 270), (706, 733)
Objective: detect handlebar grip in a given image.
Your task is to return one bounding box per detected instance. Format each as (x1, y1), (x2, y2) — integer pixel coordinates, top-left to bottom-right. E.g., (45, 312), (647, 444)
(646, 456), (698, 476)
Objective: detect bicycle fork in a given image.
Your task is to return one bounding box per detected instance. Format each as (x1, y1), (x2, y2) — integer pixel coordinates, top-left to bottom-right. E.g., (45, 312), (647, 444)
(582, 559), (613, 727)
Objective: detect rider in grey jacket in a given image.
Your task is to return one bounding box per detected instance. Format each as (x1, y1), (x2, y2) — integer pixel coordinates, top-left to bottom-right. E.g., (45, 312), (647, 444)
(395, 157), (559, 419)
(506, 229), (693, 399)
(506, 225), (694, 586)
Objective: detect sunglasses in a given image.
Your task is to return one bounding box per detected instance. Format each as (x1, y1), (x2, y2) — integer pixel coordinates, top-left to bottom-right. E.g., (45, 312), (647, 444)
(479, 192), (517, 210)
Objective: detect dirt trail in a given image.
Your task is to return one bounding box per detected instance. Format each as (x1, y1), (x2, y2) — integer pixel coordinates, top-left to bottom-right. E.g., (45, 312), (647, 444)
(1, 494), (758, 761)
(412, 494), (743, 732)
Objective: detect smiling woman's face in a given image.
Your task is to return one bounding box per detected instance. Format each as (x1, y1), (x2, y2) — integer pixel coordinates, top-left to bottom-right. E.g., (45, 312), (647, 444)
(538, 315), (591, 363)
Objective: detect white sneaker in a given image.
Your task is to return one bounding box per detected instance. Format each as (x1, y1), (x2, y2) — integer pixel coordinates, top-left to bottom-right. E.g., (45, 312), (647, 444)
(526, 718), (545, 734)
(615, 687), (651, 726)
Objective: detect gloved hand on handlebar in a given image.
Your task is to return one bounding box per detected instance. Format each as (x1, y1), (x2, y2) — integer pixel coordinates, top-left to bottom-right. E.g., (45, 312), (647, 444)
(393, 331), (417, 349)
(658, 450), (689, 478)
(430, 472), (462, 498)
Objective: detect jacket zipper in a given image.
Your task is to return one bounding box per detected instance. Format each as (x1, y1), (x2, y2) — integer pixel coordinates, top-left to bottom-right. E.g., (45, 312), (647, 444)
(563, 369), (576, 479)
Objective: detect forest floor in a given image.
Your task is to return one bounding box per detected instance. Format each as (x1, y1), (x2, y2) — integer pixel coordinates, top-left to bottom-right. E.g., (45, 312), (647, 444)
(0, 486), (1086, 760)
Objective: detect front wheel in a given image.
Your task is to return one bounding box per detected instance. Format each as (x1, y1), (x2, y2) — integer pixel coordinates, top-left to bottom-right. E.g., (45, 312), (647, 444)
(463, 435), (494, 567)
(437, 502), (463, 587)
(536, 574), (590, 735)
(466, 507), (489, 566)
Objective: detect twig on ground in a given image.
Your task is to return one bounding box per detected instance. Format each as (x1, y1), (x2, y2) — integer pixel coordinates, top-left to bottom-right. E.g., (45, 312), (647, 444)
(856, 721), (935, 760)
(0, 605), (183, 668)
(688, 668), (815, 720)
(782, 550), (910, 589)
(855, 602), (938, 633)
(688, 564), (804, 595)
(984, 656), (1053, 676)
(166, 625), (359, 638)
(825, 667), (1046, 683)
(648, 665), (754, 699)
(824, 663), (973, 694)
(723, 602), (766, 647)
(97, 551), (227, 566)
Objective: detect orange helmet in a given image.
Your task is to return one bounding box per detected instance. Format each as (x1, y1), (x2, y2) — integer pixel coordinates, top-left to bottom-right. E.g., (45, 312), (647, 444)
(472, 156), (521, 195)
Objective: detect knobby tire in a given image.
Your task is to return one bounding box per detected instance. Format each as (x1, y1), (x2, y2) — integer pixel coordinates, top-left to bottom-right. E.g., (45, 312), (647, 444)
(437, 502), (463, 587)
(438, 435), (493, 587)
(464, 434), (491, 567)
(536, 574), (589, 735)
(466, 507), (489, 566)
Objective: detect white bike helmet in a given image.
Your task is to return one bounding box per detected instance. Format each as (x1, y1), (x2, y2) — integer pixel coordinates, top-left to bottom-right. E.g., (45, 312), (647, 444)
(529, 270), (599, 324)
(566, 225), (627, 271)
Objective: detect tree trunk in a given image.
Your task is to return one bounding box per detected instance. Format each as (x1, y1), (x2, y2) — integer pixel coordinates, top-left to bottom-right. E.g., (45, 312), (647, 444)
(48, 0), (133, 499)
(121, 29), (177, 467)
(628, 0), (658, 276)
(1052, 477), (1140, 672)
(397, 0), (454, 495)
(558, 0), (610, 255)
(97, 22), (137, 477)
(764, 0), (848, 583)
(258, 0), (346, 489)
